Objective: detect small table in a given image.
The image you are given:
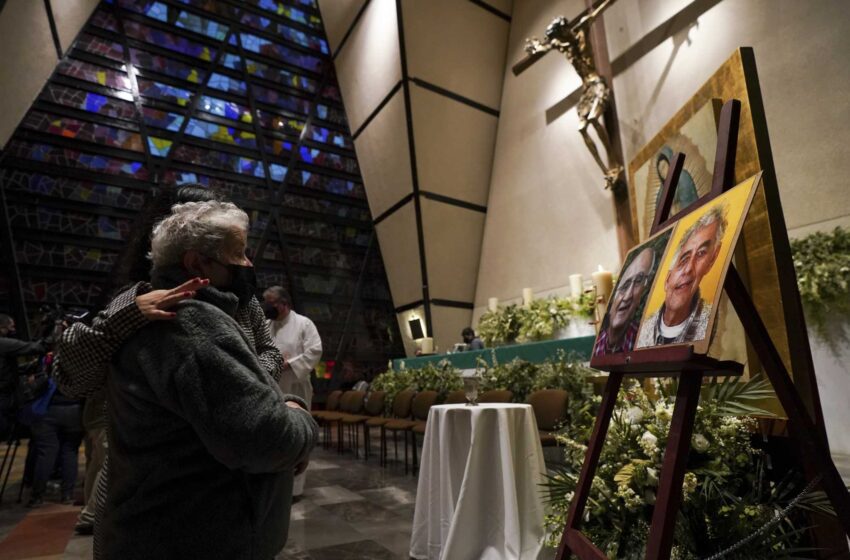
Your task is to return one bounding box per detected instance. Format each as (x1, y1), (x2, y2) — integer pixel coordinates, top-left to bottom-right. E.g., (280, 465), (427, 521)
(410, 404), (547, 560)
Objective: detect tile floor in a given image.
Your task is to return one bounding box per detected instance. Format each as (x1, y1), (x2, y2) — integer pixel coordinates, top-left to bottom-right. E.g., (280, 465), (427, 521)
(1, 439), (848, 559)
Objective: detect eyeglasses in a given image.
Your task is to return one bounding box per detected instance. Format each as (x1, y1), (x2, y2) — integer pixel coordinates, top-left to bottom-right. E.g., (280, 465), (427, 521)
(617, 273), (648, 294)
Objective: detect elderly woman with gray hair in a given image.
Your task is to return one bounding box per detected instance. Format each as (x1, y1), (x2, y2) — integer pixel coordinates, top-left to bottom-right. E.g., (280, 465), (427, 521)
(94, 201), (316, 559)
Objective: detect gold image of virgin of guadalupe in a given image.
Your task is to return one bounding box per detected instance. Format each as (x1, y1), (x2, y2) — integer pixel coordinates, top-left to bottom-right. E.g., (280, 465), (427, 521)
(630, 99), (722, 242)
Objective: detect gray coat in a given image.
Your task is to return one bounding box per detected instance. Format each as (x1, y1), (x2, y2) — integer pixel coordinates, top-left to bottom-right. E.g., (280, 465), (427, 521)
(103, 272), (318, 560)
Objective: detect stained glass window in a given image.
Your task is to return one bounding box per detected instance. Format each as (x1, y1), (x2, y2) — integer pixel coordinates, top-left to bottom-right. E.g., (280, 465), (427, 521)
(90, 9), (119, 32)
(243, 58), (317, 93)
(247, 0), (321, 29)
(299, 146), (358, 174)
(138, 79), (194, 106)
(16, 241), (118, 272)
(238, 32), (323, 73)
(239, 12), (328, 54)
(2, 171), (146, 211)
(41, 85), (137, 121)
(265, 138), (294, 156)
(172, 144), (265, 178)
(123, 21), (215, 60)
(22, 112), (144, 152)
(142, 107), (185, 131)
(57, 59), (132, 91)
(22, 279), (104, 306)
(75, 33), (125, 62)
(197, 95), (252, 122)
(252, 84), (311, 115)
(293, 170), (366, 199)
(185, 118), (257, 149)
(7, 204), (131, 240)
(175, 10), (229, 40)
(6, 141), (149, 180)
(258, 112), (305, 136)
(130, 49), (205, 83)
(207, 73), (247, 95)
(147, 137), (173, 156)
(308, 125), (351, 149)
(1, 0), (401, 364)
(162, 170), (271, 202)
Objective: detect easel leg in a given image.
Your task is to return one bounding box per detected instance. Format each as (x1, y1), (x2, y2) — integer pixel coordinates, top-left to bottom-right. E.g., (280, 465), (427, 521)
(557, 371), (624, 560)
(725, 266), (850, 539)
(645, 372), (703, 559)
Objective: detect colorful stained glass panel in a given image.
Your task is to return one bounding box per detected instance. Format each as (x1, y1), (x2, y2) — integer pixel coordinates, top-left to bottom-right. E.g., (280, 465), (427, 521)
(207, 73), (247, 95)
(131, 49), (205, 84)
(22, 112), (143, 152)
(293, 171), (365, 199)
(142, 107), (184, 131)
(138, 79), (194, 106)
(239, 12), (328, 54)
(57, 59), (132, 91)
(198, 95), (253, 122)
(252, 84), (311, 115)
(246, 0), (321, 29)
(3, 171), (146, 211)
(75, 33), (125, 62)
(6, 141), (148, 180)
(124, 20), (215, 60)
(185, 118), (257, 148)
(172, 144), (265, 178)
(244, 58), (317, 93)
(41, 85), (137, 120)
(239, 32), (323, 73)
(299, 147), (358, 174)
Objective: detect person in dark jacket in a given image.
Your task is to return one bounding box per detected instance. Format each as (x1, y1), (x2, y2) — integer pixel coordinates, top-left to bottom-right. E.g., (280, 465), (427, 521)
(0, 314), (50, 439)
(102, 201), (318, 560)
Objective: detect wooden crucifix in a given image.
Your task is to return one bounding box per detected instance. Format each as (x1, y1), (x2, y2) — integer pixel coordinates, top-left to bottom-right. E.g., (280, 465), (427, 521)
(556, 100), (850, 560)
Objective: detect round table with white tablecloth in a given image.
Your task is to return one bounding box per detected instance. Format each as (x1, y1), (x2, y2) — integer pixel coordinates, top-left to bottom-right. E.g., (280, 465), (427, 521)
(410, 403), (548, 560)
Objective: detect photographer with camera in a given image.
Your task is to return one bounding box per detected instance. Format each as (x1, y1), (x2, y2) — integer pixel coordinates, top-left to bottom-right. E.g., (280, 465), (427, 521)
(0, 314), (52, 440)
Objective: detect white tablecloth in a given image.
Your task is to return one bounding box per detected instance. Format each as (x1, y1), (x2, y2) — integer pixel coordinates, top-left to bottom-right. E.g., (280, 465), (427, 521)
(410, 403), (547, 560)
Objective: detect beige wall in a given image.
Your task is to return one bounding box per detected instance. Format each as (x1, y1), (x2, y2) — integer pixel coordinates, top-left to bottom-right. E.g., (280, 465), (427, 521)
(0, 0), (99, 148)
(473, 0), (622, 323)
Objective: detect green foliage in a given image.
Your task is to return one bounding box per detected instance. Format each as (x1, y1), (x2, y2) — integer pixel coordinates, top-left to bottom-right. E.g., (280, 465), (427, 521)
(791, 226), (850, 335)
(541, 376), (824, 558)
(477, 295), (596, 346)
(370, 361), (462, 415)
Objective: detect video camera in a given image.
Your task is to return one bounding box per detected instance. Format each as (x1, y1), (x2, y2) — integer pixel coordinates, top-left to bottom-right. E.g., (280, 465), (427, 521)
(35, 304), (90, 340)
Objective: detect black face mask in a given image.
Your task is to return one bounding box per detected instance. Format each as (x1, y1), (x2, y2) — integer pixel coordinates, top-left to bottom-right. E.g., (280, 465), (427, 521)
(227, 263), (257, 305)
(206, 255), (257, 305)
(261, 301), (278, 320)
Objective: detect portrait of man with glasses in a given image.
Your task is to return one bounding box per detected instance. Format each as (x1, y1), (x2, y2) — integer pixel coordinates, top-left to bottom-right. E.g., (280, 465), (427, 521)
(593, 229), (672, 356)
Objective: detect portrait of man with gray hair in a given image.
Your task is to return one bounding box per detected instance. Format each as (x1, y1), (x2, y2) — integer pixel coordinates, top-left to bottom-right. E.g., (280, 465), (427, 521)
(101, 201), (318, 560)
(637, 203), (729, 348)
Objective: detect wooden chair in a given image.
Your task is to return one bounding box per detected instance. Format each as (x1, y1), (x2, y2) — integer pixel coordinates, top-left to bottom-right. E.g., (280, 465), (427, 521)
(479, 389), (514, 403)
(311, 390), (343, 448)
(444, 390), (467, 404)
(333, 391), (366, 454)
(408, 391), (441, 474)
(527, 389), (569, 447)
(339, 391), (385, 460)
(379, 389), (417, 471)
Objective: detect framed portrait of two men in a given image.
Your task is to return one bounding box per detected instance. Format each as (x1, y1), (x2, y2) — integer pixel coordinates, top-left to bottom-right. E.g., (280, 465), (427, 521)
(592, 172), (761, 360)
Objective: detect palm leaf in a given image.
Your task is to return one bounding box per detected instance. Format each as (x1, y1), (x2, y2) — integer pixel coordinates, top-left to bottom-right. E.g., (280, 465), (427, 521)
(703, 374), (777, 417)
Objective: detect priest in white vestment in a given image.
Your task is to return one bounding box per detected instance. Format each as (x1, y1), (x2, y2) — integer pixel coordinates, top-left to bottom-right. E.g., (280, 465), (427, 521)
(262, 286), (322, 497)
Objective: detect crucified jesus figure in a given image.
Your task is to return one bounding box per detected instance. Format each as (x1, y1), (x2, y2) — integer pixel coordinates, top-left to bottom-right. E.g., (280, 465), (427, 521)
(522, 0), (623, 189)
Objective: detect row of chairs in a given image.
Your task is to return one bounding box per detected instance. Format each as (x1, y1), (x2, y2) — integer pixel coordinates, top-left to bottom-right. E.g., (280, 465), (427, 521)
(311, 388), (569, 474)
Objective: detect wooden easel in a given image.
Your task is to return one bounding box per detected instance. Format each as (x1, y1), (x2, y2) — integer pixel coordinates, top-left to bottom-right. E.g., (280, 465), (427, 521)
(556, 100), (850, 560)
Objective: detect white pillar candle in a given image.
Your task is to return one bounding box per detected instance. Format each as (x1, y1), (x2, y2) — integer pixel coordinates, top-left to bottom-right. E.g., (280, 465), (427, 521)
(591, 266), (613, 304)
(522, 288), (534, 307)
(420, 337), (434, 354)
(488, 297), (499, 312)
(569, 274), (584, 299)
